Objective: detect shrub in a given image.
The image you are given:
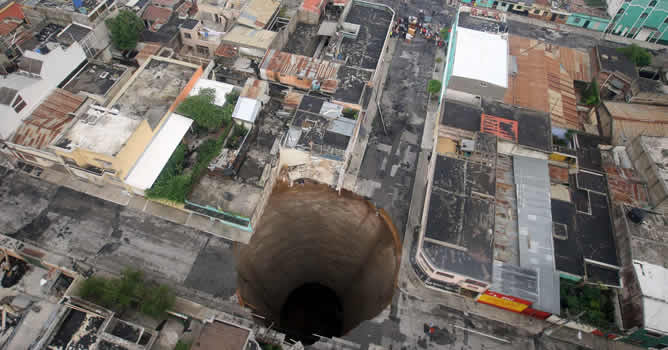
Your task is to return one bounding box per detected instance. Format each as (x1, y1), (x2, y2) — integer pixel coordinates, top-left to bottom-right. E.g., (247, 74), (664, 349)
(342, 108), (359, 120)
(439, 27), (450, 40)
(427, 79), (442, 95)
(617, 44), (652, 67)
(79, 269), (175, 318)
(106, 10), (144, 51)
(582, 78), (600, 106)
(175, 341), (191, 350)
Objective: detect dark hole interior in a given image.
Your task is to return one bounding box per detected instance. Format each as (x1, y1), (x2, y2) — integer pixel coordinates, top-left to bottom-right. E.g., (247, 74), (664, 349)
(279, 283), (343, 345)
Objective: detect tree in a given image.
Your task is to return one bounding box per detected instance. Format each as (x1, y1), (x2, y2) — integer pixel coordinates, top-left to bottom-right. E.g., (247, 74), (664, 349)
(106, 10), (145, 51)
(582, 78), (600, 106)
(427, 79), (442, 95)
(177, 88), (229, 132)
(616, 44), (652, 67)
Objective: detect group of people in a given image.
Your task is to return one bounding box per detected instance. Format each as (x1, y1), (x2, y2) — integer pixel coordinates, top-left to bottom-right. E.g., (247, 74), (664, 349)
(390, 11), (446, 47)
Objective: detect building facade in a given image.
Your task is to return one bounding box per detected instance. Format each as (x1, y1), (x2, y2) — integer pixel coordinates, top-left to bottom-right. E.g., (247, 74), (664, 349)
(604, 0), (668, 44)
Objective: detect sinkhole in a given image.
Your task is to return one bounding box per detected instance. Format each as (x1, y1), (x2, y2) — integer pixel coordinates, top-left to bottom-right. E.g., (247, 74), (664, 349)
(237, 181), (401, 344)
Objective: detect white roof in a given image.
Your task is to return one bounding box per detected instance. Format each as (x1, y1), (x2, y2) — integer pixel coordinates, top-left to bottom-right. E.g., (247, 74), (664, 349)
(124, 113), (193, 190)
(232, 97), (261, 124)
(190, 79), (236, 107)
(633, 260), (668, 333)
(452, 27), (508, 88)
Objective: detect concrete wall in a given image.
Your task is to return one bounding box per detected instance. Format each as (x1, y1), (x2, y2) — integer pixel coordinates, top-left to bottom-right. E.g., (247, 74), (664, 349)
(268, 13), (298, 51)
(448, 75), (507, 101)
(627, 136), (668, 211)
(596, 104), (613, 139)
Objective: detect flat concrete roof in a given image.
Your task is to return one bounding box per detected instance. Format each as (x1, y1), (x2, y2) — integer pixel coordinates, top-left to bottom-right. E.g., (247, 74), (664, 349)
(190, 79), (236, 107)
(222, 26), (277, 51)
(452, 27), (508, 88)
(111, 57), (198, 130)
(58, 106), (142, 156)
(191, 321), (250, 350)
(64, 62), (129, 98)
(188, 174), (263, 219)
(422, 137), (496, 283)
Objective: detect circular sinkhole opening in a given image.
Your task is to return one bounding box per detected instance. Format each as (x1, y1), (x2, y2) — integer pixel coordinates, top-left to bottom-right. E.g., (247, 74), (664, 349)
(237, 181), (401, 344)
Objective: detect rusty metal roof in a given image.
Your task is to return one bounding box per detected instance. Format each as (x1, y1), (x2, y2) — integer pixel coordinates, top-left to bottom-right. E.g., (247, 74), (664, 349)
(504, 35), (591, 131)
(11, 89), (85, 149)
(142, 5), (172, 22)
(260, 49), (340, 93)
(215, 43), (238, 57)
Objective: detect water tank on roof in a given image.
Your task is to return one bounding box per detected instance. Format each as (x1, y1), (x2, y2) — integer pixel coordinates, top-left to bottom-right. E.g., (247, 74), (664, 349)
(627, 207), (645, 224)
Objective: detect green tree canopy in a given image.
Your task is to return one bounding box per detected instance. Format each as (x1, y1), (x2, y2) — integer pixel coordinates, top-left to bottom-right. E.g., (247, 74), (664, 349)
(177, 88), (232, 132)
(617, 44), (652, 67)
(106, 10), (145, 51)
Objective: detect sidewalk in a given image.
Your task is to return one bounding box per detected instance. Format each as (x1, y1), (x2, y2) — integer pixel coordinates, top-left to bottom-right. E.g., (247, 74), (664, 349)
(36, 167), (251, 243)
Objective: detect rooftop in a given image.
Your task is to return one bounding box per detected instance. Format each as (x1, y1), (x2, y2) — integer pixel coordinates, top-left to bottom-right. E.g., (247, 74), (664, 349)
(63, 62), (129, 98)
(284, 95), (355, 160)
(550, 169), (620, 286)
(452, 27), (508, 89)
(333, 66), (371, 105)
(513, 155), (559, 314)
(458, 12), (507, 34)
(188, 175), (264, 219)
(237, 0), (279, 29)
(596, 46), (638, 81)
(125, 113), (193, 190)
(282, 22), (319, 56)
(422, 134), (497, 283)
(504, 35), (591, 130)
(601, 148), (648, 207)
(111, 57), (198, 129)
(259, 49), (341, 94)
(190, 79), (236, 106)
(191, 321), (250, 350)
(56, 106), (142, 156)
(635, 77), (667, 94)
(23, 0), (106, 14)
(634, 135), (668, 191)
(221, 25), (277, 51)
(11, 89), (85, 149)
(441, 99), (552, 151)
(601, 101), (668, 144)
(56, 23), (92, 46)
(142, 5), (172, 23)
(338, 2), (392, 70)
(140, 13), (184, 43)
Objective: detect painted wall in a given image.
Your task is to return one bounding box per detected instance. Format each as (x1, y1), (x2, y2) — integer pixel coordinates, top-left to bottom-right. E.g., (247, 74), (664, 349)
(566, 13), (610, 31)
(607, 0), (668, 43)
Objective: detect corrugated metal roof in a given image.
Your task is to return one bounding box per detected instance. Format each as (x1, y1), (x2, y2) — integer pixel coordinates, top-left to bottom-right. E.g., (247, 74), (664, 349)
(260, 49), (340, 93)
(514, 155), (560, 315)
(604, 102), (668, 145)
(11, 89), (85, 149)
(237, 0), (279, 29)
(504, 36), (590, 131)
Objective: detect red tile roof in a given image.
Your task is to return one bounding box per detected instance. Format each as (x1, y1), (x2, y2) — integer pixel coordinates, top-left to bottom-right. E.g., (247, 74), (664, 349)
(215, 43), (238, 58)
(11, 89), (85, 149)
(142, 5), (172, 23)
(300, 0), (326, 15)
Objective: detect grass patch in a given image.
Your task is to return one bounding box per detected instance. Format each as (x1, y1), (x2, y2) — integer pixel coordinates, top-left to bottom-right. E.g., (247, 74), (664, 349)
(79, 269), (175, 319)
(146, 93), (240, 203)
(175, 341), (191, 350)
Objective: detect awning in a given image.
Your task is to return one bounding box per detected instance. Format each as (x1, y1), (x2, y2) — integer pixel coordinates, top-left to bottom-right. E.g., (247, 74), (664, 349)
(124, 113), (193, 190)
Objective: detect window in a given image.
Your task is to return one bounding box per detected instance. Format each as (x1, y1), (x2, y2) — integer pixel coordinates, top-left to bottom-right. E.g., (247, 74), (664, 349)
(12, 95), (26, 113)
(640, 12), (648, 19)
(437, 272), (454, 278)
(464, 279), (487, 288)
(62, 157), (77, 166)
(665, 17), (668, 23)
(196, 45), (210, 55)
(573, 17), (581, 23)
(94, 158), (113, 168)
(480, 82), (488, 87)
(649, 0), (657, 6)
(617, 8), (624, 15)
(184, 32), (191, 39)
